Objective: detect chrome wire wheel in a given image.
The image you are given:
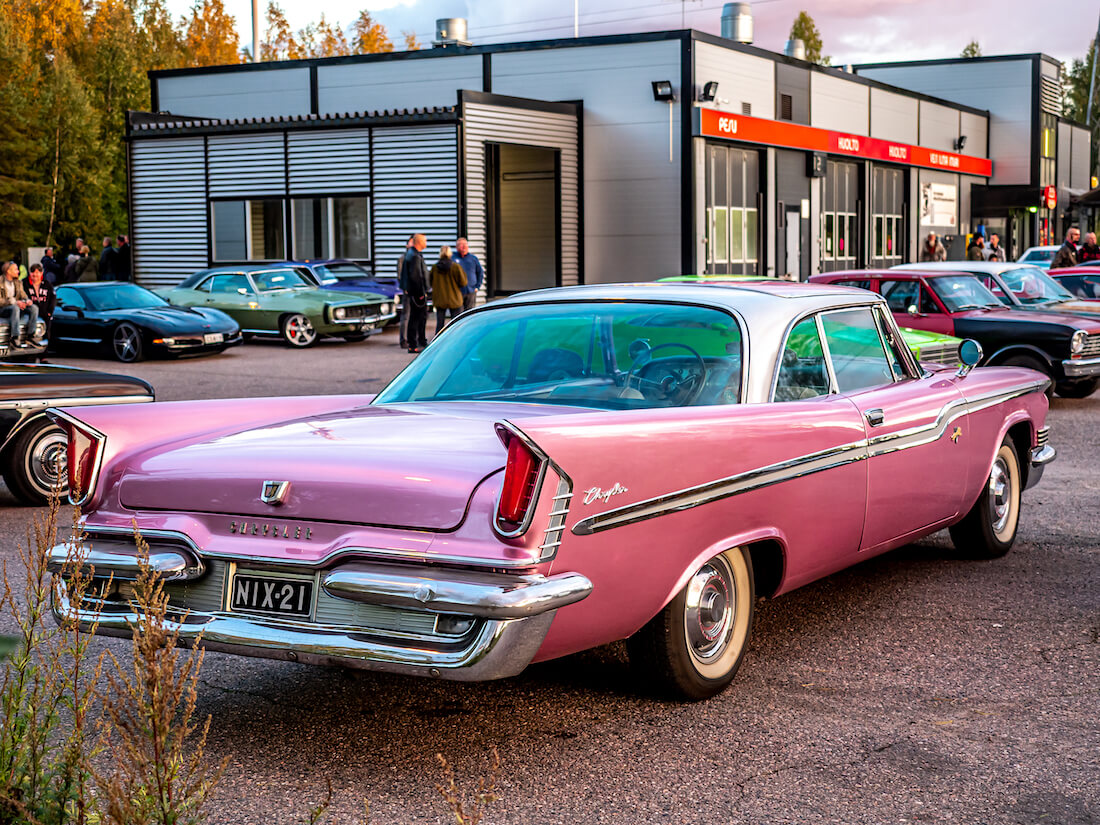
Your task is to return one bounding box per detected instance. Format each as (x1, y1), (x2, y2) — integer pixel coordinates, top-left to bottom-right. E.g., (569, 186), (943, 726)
(281, 313), (318, 347)
(112, 322), (143, 362)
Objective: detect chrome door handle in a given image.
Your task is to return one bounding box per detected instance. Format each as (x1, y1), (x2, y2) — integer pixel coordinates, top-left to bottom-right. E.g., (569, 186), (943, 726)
(865, 408), (885, 427)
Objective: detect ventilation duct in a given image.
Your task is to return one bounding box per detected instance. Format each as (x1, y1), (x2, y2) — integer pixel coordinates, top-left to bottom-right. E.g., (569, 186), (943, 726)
(434, 18), (471, 47)
(721, 3), (753, 44)
(784, 38), (806, 61)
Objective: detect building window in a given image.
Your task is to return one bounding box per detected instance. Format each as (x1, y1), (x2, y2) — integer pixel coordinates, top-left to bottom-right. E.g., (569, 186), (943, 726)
(211, 199), (286, 262)
(291, 196), (371, 261)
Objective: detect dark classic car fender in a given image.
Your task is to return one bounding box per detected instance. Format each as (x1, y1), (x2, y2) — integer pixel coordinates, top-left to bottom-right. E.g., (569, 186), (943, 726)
(1, 364), (154, 504)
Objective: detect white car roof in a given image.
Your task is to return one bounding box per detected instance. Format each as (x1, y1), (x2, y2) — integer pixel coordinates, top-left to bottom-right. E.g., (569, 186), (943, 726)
(895, 261), (1049, 275)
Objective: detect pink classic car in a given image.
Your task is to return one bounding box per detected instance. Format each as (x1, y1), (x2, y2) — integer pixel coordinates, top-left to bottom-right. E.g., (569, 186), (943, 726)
(48, 282), (1055, 700)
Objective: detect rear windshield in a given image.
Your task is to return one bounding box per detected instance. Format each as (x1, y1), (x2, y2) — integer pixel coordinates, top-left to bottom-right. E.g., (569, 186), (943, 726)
(375, 301), (744, 410)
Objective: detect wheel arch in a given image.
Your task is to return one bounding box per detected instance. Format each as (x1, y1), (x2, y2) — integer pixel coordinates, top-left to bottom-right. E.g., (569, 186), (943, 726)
(0, 410), (45, 461)
(984, 344), (1054, 372)
(958, 411), (1034, 517)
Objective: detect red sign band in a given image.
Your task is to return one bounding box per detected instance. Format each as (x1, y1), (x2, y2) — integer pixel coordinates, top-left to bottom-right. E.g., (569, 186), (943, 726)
(699, 108), (993, 178)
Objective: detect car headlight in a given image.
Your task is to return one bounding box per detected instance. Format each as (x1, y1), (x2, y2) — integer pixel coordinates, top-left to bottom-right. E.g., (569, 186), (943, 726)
(1071, 330), (1087, 354)
(380, 303), (391, 315)
(334, 307), (347, 320)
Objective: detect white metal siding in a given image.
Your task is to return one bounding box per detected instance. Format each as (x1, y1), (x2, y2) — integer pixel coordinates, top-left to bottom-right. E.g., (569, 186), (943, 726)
(464, 102), (579, 287)
(857, 61), (1026, 186)
(207, 133), (286, 196)
(1057, 122), (1072, 190)
(372, 125), (459, 275)
(287, 129), (371, 193)
(959, 111), (987, 158)
(810, 72), (869, 134)
(317, 56), (481, 113)
(492, 41), (682, 282)
(156, 68), (311, 119)
(694, 42), (775, 120)
(869, 88), (917, 145)
(1070, 125), (1091, 190)
(918, 101), (959, 152)
(131, 138), (208, 287)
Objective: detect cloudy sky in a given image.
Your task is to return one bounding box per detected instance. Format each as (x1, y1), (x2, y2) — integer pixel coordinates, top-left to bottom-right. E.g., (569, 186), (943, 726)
(169, 0), (1095, 66)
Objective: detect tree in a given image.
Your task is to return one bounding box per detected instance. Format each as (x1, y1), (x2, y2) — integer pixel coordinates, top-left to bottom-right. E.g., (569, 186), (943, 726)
(403, 30), (420, 51)
(183, 0), (242, 67)
(1064, 38), (1099, 177)
(261, 1), (301, 61)
(789, 11), (830, 66)
(351, 10), (393, 55)
(298, 14), (350, 58)
(960, 40), (982, 58)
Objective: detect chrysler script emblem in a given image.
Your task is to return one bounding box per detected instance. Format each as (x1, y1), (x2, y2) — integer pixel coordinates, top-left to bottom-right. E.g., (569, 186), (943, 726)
(261, 480), (290, 506)
(583, 483), (628, 505)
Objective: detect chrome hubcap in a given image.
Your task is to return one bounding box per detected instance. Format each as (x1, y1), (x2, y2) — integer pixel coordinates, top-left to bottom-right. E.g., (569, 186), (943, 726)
(685, 558), (734, 661)
(30, 430), (68, 492)
(988, 457), (1012, 534)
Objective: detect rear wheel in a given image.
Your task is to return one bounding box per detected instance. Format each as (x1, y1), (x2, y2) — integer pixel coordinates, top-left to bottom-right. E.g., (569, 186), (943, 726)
(280, 314), (317, 348)
(1054, 378), (1099, 399)
(948, 437), (1021, 559)
(627, 547), (754, 701)
(2, 418), (68, 505)
(112, 322), (143, 362)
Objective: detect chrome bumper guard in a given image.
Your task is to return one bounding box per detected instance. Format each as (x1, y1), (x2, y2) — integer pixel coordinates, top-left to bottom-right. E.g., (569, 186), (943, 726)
(49, 543), (593, 681)
(1061, 356), (1100, 378)
(1026, 427), (1055, 490)
(47, 541), (205, 582)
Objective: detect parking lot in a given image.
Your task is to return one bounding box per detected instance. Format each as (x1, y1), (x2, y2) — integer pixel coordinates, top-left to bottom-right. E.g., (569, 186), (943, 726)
(2, 328), (1098, 825)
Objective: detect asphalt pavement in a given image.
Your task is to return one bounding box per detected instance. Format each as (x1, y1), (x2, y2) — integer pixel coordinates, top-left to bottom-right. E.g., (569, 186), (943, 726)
(1, 327), (1097, 824)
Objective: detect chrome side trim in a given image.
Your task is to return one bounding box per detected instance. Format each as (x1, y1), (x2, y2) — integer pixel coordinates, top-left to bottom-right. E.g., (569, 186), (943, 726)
(77, 525), (546, 570)
(47, 542), (205, 582)
(321, 564), (592, 619)
(572, 381), (1048, 537)
(0, 394), (152, 413)
(54, 582), (556, 681)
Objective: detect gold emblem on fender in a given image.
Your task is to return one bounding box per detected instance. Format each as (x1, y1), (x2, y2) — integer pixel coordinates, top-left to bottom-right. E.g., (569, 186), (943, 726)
(229, 521), (312, 540)
(950, 427), (962, 443)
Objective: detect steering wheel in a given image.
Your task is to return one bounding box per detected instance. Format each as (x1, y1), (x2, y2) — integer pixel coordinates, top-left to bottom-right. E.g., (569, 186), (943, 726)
(622, 342), (708, 405)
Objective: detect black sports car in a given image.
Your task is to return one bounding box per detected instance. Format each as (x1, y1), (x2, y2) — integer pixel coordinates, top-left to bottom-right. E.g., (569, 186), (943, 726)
(51, 282), (242, 362)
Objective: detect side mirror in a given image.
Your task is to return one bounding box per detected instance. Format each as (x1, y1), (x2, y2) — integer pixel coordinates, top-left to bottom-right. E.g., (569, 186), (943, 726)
(59, 304), (82, 313)
(907, 304), (922, 318)
(955, 339), (983, 378)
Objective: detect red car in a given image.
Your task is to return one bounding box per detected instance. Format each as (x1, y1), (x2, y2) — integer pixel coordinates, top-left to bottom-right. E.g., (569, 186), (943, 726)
(810, 269), (1100, 398)
(1049, 266), (1100, 300)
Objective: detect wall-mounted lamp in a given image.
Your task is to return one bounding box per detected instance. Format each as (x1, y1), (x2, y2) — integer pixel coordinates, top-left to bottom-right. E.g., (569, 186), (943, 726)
(699, 81), (719, 102)
(953, 135), (968, 151)
(651, 80), (675, 102)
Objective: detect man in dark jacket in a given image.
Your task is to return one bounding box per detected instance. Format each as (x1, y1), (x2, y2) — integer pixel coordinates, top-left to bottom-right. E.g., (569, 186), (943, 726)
(99, 236), (117, 280)
(397, 234), (414, 348)
(40, 248), (63, 284)
(114, 235), (131, 281)
(1051, 227), (1080, 269)
(1078, 232), (1100, 264)
(403, 234), (429, 353)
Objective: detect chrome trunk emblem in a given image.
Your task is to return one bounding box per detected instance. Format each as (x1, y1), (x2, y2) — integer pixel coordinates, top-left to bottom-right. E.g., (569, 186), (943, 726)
(260, 480), (290, 506)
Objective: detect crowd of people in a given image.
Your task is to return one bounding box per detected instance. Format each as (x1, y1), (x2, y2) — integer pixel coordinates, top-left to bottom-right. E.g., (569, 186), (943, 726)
(1052, 226), (1100, 268)
(397, 233), (483, 353)
(918, 230), (1007, 262)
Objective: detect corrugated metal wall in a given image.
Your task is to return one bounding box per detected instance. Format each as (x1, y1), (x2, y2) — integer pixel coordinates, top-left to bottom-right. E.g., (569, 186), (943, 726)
(287, 129), (371, 193)
(372, 125), (460, 277)
(463, 102), (580, 288)
(207, 134), (286, 196)
(130, 138), (208, 287)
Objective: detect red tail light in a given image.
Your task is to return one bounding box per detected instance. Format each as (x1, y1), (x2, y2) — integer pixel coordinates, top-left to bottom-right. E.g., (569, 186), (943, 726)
(55, 416), (105, 505)
(497, 435), (542, 526)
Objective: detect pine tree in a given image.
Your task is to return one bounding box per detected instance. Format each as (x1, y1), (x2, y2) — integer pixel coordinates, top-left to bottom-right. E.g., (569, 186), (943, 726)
(789, 11), (830, 66)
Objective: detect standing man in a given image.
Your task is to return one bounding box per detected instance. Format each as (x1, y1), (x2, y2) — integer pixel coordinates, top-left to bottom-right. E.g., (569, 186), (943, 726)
(453, 237), (484, 313)
(1051, 227), (1080, 269)
(1, 261), (40, 348)
(25, 264), (56, 339)
(919, 232), (947, 262)
(40, 247), (63, 284)
(404, 234), (429, 353)
(1077, 231), (1100, 263)
(986, 233), (1006, 262)
(99, 236), (117, 280)
(397, 234), (414, 349)
(966, 234), (985, 261)
(115, 235), (132, 281)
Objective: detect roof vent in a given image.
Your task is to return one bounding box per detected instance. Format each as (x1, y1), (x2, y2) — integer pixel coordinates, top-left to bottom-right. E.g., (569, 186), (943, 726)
(784, 38), (806, 60)
(721, 2), (753, 44)
(433, 17), (471, 47)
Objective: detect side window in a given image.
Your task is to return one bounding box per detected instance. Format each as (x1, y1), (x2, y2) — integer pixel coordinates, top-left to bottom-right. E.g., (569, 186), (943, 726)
(821, 307), (897, 393)
(194, 277), (213, 293)
(210, 275), (252, 294)
(835, 279), (872, 290)
(56, 288), (85, 309)
(880, 280), (919, 313)
(919, 286), (941, 314)
(983, 276), (1013, 305)
(775, 317), (830, 401)
(873, 306), (910, 381)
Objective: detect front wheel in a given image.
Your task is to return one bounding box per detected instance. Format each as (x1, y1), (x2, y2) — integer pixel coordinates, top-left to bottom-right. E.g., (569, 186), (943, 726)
(1054, 378), (1099, 399)
(112, 322), (143, 362)
(948, 437), (1021, 559)
(627, 547), (754, 701)
(280, 314), (318, 348)
(2, 418), (68, 505)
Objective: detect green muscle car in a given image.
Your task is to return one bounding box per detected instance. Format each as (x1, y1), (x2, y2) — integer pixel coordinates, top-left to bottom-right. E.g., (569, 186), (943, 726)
(160, 266), (396, 347)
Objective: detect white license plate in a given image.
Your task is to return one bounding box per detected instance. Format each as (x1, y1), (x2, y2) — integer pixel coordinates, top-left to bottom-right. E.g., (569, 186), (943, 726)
(230, 573), (313, 618)
(203, 333), (224, 344)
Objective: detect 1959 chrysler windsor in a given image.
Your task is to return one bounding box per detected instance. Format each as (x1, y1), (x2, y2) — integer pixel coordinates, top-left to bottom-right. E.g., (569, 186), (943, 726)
(48, 282), (1055, 700)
